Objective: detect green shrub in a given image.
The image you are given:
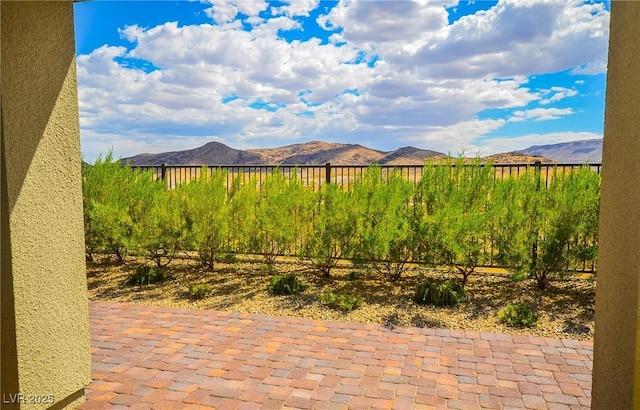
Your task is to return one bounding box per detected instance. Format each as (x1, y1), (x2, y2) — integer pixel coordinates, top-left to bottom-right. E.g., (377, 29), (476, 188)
(267, 274), (308, 295)
(320, 289), (364, 312)
(493, 165), (600, 290)
(180, 168), (230, 270)
(413, 278), (465, 307)
(303, 184), (359, 277)
(188, 283), (213, 300)
(414, 157), (494, 286)
(82, 151), (141, 263)
(498, 303), (539, 328)
(123, 265), (167, 286)
(253, 170), (313, 265)
(351, 167), (417, 281)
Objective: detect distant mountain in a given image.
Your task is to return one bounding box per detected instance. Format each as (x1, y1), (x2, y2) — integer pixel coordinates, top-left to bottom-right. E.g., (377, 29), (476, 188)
(249, 141), (389, 165)
(379, 146), (447, 165)
(121, 139), (561, 166)
(482, 152), (553, 164)
(518, 139), (602, 163)
(122, 140), (449, 166)
(122, 141), (265, 165)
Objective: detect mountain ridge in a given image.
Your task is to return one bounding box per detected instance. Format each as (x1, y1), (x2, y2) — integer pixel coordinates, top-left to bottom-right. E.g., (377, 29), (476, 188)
(517, 138), (602, 163)
(120, 138), (603, 166)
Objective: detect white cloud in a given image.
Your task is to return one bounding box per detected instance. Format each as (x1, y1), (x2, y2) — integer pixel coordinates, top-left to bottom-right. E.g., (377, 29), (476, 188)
(406, 118), (508, 155)
(328, 0), (609, 80)
(77, 0), (609, 161)
(271, 0), (320, 17)
(539, 87), (578, 104)
(510, 107), (574, 122)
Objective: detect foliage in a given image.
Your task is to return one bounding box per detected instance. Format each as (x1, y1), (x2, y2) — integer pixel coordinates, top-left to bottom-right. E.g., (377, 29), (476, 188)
(320, 289), (364, 311)
(129, 181), (186, 268)
(497, 303), (538, 328)
(82, 152), (139, 263)
(123, 265), (167, 286)
(253, 169), (313, 265)
(303, 183), (359, 277)
(83, 156), (600, 290)
(414, 158), (494, 286)
(188, 283), (213, 300)
(413, 278), (465, 307)
(351, 166), (416, 281)
(180, 168), (229, 269)
(227, 174), (259, 254)
(493, 165), (600, 289)
(267, 274), (308, 295)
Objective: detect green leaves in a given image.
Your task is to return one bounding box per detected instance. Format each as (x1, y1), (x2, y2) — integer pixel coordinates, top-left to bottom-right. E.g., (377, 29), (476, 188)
(492, 165), (600, 289)
(180, 168), (230, 269)
(83, 158), (600, 290)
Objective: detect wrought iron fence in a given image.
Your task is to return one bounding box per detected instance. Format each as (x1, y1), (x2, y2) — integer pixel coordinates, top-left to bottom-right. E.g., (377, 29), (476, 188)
(128, 161), (601, 273)
(130, 161), (602, 190)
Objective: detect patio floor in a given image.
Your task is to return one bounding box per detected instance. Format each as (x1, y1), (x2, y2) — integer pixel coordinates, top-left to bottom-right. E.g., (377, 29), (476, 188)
(78, 301), (592, 409)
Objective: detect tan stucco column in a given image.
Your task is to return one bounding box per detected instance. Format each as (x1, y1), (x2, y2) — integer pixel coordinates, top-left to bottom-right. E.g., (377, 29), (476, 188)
(1, 2), (92, 409)
(592, 2), (640, 409)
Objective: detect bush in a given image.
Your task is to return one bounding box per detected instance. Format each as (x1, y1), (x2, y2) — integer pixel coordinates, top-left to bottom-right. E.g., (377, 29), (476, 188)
(498, 303), (539, 328)
(123, 265), (167, 286)
(180, 168), (230, 269)
(320, 289), (364, 312)
(267, 274), (308, 295)
(413, 278), (465, 307)
(82, 151), (141, 263)
(351, 167), (416, 281)
(188, 283), (213, 300)
(414, 157), (494, 286)
(493, 165), (600, 290)
(253, 169), (313, 265)
(303, 183), (359, 277)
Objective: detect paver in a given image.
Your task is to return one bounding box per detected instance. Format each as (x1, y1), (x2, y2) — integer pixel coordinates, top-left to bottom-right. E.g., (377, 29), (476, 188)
(79, 301), (593, 409)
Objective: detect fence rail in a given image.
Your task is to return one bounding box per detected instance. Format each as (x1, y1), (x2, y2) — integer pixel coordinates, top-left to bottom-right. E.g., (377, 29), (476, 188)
(125, 161), (600, 274)
(130, 161), (602, 190)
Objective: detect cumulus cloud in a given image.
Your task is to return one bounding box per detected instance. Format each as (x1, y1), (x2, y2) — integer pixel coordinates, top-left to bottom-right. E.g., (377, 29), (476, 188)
(509, 107), (574, 122)
(76, 0), (609, 161)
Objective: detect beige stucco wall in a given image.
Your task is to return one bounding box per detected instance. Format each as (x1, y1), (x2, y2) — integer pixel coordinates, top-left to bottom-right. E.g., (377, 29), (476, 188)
(1, 2), (91, 409)
(592, 2), (640, 409)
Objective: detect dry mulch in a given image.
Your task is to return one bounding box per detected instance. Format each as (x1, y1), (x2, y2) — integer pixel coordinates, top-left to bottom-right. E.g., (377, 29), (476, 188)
(86, 254), (595, 341)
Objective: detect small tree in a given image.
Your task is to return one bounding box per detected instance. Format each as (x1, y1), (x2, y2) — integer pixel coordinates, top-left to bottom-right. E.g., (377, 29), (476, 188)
(414, 158), (494, 286)
(493, 165), (600, 290)
(82, 152), (140, 263)
(351, 166), (416, 281)
(180, 168), (230, 269)
(252, 169), (312, 266)
(303, 183), (358, 277)
(130, 176), (186, 268)
(227, 174), (259, 254)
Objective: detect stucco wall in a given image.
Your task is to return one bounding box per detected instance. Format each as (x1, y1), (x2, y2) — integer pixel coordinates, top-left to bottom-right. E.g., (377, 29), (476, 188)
(592, 2), (640, 409)
(1, 2), (91, 408)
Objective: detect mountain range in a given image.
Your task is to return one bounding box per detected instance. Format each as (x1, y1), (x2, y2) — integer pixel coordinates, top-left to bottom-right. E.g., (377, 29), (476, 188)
(121, 138), (603, 166)
(517, 138), (602, 163)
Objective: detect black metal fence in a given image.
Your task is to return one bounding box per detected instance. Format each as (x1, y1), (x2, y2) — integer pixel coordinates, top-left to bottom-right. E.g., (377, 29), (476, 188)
(128, 161), (601, 274)
(130, 161), (602, 191)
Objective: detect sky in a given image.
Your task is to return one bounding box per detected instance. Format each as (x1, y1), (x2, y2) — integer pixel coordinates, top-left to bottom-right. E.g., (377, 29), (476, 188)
(74, 0), (610, 162)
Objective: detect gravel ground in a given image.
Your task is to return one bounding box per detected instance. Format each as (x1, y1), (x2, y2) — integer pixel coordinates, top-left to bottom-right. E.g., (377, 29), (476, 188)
(87, 254), (595, 341)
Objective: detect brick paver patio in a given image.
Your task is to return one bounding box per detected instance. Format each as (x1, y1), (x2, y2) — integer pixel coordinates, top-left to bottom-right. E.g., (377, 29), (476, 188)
(79, 301), (592, 409)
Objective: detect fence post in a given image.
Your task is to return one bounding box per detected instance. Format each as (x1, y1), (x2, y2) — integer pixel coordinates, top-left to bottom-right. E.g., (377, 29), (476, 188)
(161, 163), (166, 181)
(325, 162), (331, 184)
(531, 160), (542, 276)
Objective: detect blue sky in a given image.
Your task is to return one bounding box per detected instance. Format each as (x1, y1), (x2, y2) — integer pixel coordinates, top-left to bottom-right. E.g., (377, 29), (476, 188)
(74, 0), (610, 161)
